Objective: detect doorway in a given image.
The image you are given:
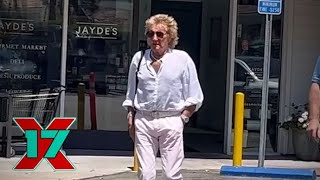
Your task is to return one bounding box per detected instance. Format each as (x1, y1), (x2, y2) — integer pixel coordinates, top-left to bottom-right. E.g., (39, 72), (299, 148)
(151, 0), (202, 130)
(151, 0), (230, 154)
(151, 1), (205, 153)
(151, 1), (202, 69)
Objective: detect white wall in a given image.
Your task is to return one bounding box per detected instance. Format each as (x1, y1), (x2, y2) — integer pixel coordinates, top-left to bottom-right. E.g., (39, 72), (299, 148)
(279, 0), (320, 154)
(290, 0), (320, 103)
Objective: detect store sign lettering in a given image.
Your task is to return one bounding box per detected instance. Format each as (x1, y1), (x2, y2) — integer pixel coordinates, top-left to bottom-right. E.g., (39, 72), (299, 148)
(75, 22), (118, 39)
(0, 73), (41, 80)
(0, 43), (47, 51)
(21, 44), (47, 51)
(0, 19), (34, 34)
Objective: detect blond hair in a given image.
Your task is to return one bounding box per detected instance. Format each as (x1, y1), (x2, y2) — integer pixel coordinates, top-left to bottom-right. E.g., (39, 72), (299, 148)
(145, 14), (179, 49)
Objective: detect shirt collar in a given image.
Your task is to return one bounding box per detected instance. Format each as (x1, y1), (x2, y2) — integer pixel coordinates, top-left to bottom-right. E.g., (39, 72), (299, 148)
(147, 48), (172, 64)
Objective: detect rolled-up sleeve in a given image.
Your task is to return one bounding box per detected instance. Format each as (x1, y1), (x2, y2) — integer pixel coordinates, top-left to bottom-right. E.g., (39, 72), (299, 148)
(312, 56), (320, 84)
(122, 52), (141, 109)
(183, 55), (204, 111)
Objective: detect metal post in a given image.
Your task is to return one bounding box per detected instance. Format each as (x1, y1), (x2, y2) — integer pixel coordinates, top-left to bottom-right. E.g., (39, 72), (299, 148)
(59, 0), (69, 117)
(133, 148), (139, 172)
(6, 96), (13, 158)
(89, 72), (97, 130)
(77, 83), (85, 130)
(233, 92), (244, 166)
(258, 14), (273, 167)
(226, 0), (238, 155)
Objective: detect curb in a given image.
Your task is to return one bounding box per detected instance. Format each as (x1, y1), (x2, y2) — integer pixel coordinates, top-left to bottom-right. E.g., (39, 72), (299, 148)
(220, 166), (317, 179)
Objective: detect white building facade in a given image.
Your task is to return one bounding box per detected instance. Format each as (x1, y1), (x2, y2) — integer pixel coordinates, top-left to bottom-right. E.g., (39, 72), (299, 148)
(1, 0), (319, 156)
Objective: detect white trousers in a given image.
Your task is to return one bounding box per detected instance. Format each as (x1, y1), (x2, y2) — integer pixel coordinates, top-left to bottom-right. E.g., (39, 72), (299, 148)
(134, 112), (184, 180)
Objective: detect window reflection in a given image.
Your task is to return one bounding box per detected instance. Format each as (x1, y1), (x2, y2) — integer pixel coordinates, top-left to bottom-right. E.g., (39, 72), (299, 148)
(67, 0), (133, 95)
(0, 0), (62, 92)
(233, 0), (282, 152)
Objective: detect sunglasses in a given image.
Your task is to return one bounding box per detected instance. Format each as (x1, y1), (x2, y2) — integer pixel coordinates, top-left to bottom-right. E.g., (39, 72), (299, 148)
(146, 31), (166, 39)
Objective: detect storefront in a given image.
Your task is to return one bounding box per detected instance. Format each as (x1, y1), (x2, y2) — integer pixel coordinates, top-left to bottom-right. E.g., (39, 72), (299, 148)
(1, 0), (319, 156)
(0, 0), (136, 151)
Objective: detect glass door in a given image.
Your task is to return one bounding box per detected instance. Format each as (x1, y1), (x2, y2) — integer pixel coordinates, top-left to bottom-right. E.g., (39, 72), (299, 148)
(63, 0), (135, 151)
(228, 0), (283, 154)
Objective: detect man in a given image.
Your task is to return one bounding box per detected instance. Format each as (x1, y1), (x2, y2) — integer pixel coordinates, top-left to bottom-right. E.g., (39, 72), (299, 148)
(240, 39), (254, 56)
(122, 14), (204, 180)
(308, 56), (320, 140)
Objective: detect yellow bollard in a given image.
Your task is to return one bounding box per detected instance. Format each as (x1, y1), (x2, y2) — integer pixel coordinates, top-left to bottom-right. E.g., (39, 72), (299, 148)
(133, 147), (139, 172)
(233, 92), (245, 166)
(77, 83), (85, 130)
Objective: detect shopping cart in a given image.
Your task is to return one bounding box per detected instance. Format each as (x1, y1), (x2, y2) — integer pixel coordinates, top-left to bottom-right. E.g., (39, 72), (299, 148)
(0, 88), (62, 158)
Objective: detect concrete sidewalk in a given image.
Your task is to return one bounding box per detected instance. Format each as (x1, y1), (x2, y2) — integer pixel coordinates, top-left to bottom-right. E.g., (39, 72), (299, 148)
(82, 170), (293, 180)
(0, 155), (319, 180)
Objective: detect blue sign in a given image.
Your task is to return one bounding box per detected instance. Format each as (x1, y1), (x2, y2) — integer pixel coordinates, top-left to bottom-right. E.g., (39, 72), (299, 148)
(258, 0), (282, 15)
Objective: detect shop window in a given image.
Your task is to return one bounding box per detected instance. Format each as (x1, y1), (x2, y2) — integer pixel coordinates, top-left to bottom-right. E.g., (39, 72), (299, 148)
(0, 0), (63, 93)
(66, 0), (133, 95)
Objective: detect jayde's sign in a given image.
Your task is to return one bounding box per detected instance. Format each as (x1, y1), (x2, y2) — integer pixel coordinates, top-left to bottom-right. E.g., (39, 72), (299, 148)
(0, 18), (35, 35)
(75, 22), (119, 39)
(13, 117), (76, 171)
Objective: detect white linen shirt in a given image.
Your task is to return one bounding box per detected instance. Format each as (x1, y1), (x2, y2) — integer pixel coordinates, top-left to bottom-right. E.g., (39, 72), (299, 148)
(122, 49), (204, 112)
